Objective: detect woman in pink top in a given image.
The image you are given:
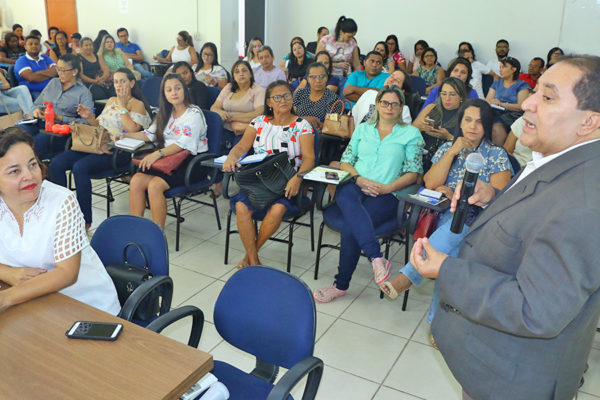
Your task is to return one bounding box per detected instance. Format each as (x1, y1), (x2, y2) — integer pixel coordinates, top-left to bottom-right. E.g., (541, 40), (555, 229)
(316, 16), (360, 77)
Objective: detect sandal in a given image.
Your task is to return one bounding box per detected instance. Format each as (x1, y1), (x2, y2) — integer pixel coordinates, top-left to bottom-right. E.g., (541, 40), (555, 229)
(379, 281), (398, 300)
(236, 260), (250, 269)
(379, 274), (412, 300)
(372, 257), (391, 284)
(313, 285), (346, 303)
(429, 330), (439, 350)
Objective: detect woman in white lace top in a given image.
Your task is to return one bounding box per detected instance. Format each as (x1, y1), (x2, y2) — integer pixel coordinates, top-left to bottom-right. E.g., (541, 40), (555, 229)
(0, 128), (120, 314)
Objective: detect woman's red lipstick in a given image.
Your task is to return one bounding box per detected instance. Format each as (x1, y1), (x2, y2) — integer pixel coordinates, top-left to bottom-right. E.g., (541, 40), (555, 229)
(22, 184), (36, 190)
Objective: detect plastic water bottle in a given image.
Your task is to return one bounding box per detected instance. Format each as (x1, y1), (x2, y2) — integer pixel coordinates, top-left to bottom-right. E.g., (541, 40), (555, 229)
(43, 102), (55, 132)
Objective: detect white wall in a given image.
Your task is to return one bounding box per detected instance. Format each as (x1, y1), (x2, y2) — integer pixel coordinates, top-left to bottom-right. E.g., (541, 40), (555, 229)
(265, 0), (599, 70)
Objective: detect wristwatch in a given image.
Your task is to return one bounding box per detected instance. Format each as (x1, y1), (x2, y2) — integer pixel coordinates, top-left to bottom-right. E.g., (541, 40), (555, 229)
(158, 149), (165, 158)
(120, 108), (128, 115)
(351, 175), (359, 184)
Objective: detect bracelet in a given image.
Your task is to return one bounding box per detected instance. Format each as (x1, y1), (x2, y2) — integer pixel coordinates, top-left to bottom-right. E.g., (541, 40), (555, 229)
(158, 149), (165, 158)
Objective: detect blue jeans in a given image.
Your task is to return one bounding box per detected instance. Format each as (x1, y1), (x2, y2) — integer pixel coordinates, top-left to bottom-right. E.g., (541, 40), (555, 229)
(17, 121), (68, 160)
(0, 86), (34, 114)
(133, 63), (153, 79)
(333, 183), (399, 290)
(49, 149), (131, 224)
(400, 210), (470, 323)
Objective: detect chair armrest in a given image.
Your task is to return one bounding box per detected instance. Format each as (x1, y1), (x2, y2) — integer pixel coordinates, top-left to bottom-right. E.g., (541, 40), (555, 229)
(145, 305), (204, 348)
(118, 275), (173, 322)
(184, 152), (219, 191)
(266, 356), (324, 400)
(295, 178), (315, 210)
(221, 171), (237, 200)
(64, 136), (72, 152)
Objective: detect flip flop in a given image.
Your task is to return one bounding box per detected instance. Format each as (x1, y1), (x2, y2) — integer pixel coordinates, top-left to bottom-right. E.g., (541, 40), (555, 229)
(379, 281), (398, 300)
(236, 261), (249, 269)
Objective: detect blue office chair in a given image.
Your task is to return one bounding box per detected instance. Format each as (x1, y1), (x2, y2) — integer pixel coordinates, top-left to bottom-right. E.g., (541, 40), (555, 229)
(141, 76), (163, 108)
(212, 266), (323, 400)
(482, 74), (494, 98)
(410, 75), (427, 96)
(146, 305), (204, 347)
(164, 109), (224, 251)
(207, 86), (221, 108)
(90, 215), (172, 324)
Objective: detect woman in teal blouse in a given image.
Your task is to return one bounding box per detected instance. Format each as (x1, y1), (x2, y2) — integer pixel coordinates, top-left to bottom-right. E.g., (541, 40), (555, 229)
(314, 85), (424, 303)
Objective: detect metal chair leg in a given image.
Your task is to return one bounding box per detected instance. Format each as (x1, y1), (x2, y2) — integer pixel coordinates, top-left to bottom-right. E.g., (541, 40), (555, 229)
(210, 189), (222, 230)
(175, 198), (183, 252)
(286, 221), (294, 273)
(309, 206), (315, 251)
(224, 209), (232, 264)
(314, 221), (325, 280)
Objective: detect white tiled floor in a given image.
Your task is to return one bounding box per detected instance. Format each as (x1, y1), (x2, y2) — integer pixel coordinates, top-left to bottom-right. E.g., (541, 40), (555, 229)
(89, 181), (600, 400)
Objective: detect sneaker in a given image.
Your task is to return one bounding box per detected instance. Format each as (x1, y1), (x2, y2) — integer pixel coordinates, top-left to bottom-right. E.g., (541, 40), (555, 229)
(313, 285), (346, 303)
(372, 257), (391, 284)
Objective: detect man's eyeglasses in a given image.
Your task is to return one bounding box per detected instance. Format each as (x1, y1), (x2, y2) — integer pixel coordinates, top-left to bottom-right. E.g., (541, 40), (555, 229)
(269, 93), (293, 102)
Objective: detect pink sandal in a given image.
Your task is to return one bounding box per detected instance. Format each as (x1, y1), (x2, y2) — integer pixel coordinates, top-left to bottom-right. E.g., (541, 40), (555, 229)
(313, 285), (346, 303)
(372, 257), (391, 284)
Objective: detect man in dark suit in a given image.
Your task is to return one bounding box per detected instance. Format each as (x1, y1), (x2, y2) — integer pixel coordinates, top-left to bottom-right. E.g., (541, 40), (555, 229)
(410, 55), (600, 400)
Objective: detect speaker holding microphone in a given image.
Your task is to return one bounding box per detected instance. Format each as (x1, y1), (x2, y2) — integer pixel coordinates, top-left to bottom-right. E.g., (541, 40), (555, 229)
(450, 152), (485, 234)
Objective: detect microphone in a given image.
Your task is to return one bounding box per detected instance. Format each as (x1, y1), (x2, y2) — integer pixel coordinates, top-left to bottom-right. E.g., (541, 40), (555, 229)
(450, 152), (485, 234)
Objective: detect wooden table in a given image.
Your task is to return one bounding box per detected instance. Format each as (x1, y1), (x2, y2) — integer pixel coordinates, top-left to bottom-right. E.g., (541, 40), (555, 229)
(0, 290), (213, 399)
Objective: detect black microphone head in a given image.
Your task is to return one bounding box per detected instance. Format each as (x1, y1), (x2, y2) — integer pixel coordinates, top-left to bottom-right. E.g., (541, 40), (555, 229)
(465, 152), (485, 174)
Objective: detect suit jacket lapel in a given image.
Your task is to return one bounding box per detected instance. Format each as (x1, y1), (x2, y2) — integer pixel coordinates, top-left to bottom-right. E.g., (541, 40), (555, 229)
(467, 140), (600, 233)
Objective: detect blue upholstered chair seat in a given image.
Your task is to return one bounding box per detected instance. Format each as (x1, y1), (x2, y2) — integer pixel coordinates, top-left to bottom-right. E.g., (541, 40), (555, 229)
(322, 203), (399, 236)
(211, 361), (293, 400)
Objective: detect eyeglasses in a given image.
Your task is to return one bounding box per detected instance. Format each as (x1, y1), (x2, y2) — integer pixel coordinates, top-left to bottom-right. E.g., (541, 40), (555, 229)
(57, 68), (74, 74)
(496, 45), (509, 49)
(440, 92), (458, 97)
(423, 54), (435, 58)
(379, 100), (400, 109)
(269, 93), (292, 102)
(308, 74), (327, 80)
(202, 53), (214, 58)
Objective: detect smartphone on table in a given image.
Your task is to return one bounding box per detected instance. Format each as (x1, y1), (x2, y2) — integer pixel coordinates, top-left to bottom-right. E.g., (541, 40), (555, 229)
(66, 321), (123, 341)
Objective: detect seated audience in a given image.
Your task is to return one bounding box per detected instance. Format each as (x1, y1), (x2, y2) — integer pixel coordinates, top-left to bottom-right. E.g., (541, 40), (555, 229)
(153, 31), (198, 66)
(245, 37), (263, 69)
(412, 47), (444, 94)
(211, 60), (265, 142)
(407, 39), (428, 73)
(253, 45), (286, 89)
(380, 99), (511, 342)
(293, 61), (340, 130)
(69, 32), (81, 53)
(546, 46), (564, 69)
(282, 39), (311, 83)
(222, 80), (315, 269)
(194, 42), (228, 89)
(486, 39), (509, 78)
(12, 24), (25, 46)
(173, 61), (210, 109)
(422, 57), (478, 109)
(92, 29), (109, 53)
(0, 127), (120, 315)
(50, 68), (152, 229)
(44, 26), (58, 53)
(126, 73), (208, 229)
(0, 33), (26, 65)
(306, 27), (329, 55)
(116, 27), (152, 79)
(352, 70), (412, 125)
(295, 51), (341, 94)
(79, 37), (114, 101)
(0, 68), (34, 116)
(313, 85), (424, 303)
(19, 54), (92, 159)
(413, 77), (468, 171)
(343, 51), (390, 104)
(485, 56), (530, 145)
(48, 30), (71, 63)
(99, 35), (139, 80)
(14, 35), (58, 99)
(373, 41), (393, 73)
(460, 48), (490, 99)
(519, 57), (544, 89)
(502, 116), (532, 168)
(385, 34), (407, 72)
(316, 16), (360, 76)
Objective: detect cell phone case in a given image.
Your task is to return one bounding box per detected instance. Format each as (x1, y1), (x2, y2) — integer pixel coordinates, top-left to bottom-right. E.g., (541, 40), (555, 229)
(65, 321), (122, 341)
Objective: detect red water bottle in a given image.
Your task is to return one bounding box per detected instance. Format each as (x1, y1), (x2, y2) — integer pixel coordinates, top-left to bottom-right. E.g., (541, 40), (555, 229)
(43, 102), (55, 132)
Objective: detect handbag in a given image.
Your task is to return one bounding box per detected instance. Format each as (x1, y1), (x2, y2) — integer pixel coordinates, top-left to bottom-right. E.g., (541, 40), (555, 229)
(322, 99), (355, 138)
(132, 149), (190, 175)
(234, 151), (296, 209)
(105, 242), (160, 321)
(70, 123), (111, 154)
(413, 208), (441, 240)
(0, 97), (23, 130)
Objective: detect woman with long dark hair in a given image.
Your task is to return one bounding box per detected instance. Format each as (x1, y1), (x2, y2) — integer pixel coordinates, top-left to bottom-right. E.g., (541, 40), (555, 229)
(194, 42), (228, 89)
(48, 30), (71, 62)
(316, 16), (360, 76)
(295, 51), (341, 94)
(153, 31), (199, 66)
(284, 38), (311, 82)
(50, 68), (152, 229)
(126, 73), (208, 228)
(421, 57), (478, 109)
(385, 34), (407, 72)
(79, 37), (113, 100)
(408, 39), (429, 73)
(173, 61), (210, 109)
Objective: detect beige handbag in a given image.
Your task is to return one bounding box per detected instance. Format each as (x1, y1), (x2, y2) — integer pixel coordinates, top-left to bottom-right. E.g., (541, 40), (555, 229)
(0, 97), (24, 130)
(70, 123), (111, 154)
(322, 100), (355, 139)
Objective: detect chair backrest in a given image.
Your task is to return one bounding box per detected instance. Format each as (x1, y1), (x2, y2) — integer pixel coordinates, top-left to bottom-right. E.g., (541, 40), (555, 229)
(141, 76), (163, 108)
(410, 76), (426, 96)
(6, 66), (17, 87)
(482, 74), (494, 98)
(214, 266), (317, 369)
(90, 215), (169, 276)
(207, 86), (220, 108)
(202, 109), (224, 155)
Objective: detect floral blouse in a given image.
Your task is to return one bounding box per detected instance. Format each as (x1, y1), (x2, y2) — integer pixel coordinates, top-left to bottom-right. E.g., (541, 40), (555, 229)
(144, 106), (208, 155)
(97, 102), (152, 137)
(416, 65), (441, 87)
(431, 139), (512, 190)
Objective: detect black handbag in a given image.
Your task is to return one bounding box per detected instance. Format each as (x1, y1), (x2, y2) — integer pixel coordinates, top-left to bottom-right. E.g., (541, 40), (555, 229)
(105, 242), (159, 320)
(234, 152), (296, 209)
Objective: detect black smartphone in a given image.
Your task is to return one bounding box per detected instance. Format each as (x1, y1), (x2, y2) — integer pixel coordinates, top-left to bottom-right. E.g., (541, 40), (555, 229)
(325, 171), (339, 180)
(66, 321), (123, 341)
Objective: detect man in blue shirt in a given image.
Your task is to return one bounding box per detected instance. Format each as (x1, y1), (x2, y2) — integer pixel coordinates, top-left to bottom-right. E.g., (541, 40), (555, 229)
(115, 27), (152, 79)
(14, 35), (57, 99)
(343, 51), (390, 105)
